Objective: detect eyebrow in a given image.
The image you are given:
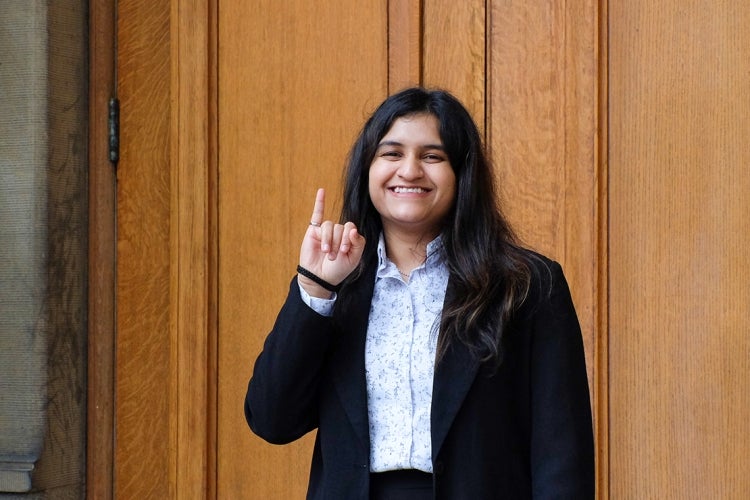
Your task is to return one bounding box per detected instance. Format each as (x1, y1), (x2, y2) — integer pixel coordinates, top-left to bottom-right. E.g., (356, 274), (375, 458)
(376, 140), (446, 151)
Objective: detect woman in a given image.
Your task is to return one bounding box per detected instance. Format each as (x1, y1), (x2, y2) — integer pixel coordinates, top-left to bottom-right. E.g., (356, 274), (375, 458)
(245, 87), (594, 499)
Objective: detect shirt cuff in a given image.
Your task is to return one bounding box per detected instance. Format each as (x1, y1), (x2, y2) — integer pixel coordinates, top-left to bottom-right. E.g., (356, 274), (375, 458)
(298, 281), (336, 317)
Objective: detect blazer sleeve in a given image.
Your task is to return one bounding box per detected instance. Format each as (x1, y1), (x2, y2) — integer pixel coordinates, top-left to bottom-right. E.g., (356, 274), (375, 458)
(529, 261), (595, 499)
(244, 277), (336, 444)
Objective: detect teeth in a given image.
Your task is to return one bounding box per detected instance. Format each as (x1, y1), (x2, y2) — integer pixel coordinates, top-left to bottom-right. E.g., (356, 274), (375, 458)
(393, 187), (426, 193)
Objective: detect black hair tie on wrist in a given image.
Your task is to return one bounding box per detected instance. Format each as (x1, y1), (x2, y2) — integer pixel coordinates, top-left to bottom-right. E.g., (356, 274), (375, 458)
(296, 265), (341, 293)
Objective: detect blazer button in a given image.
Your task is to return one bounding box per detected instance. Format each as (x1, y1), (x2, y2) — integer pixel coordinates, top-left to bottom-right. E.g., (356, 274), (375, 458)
(434, 461), (445, 475)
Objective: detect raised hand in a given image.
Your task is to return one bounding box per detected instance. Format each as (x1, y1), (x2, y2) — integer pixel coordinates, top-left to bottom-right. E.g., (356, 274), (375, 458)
(298, 188), (366, 298)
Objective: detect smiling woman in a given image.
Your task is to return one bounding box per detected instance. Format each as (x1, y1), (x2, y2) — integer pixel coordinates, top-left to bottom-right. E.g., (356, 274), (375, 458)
(368, 113), (456, 257)
(244, 87), (594, 499)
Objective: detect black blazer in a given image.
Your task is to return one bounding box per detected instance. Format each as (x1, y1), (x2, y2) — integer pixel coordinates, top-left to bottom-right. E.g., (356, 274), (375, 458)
(245, 256), (594, 499)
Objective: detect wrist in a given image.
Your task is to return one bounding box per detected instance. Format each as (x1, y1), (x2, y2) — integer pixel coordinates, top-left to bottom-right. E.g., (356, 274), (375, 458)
(296, 265), (341, 294)
(297, 274), (334, 299)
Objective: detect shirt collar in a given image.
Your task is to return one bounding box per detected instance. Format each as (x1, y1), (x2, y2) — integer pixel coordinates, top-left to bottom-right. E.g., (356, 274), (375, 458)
(375, 233), (445, 278)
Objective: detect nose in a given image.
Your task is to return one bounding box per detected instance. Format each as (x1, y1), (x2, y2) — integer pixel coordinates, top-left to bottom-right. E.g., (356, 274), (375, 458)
(397, 154), (423, 180)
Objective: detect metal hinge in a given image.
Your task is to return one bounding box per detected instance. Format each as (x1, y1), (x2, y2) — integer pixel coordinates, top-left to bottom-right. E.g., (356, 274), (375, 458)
(108, 97), (120, 164)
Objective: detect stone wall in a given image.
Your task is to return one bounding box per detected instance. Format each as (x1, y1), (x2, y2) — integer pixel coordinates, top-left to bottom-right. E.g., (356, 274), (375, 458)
(0, 0), (88, 497)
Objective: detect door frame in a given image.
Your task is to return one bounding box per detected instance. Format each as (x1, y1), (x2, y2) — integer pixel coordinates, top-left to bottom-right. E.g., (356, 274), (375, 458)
(87, 0), (219, 497)
(87, 0), (116, 497)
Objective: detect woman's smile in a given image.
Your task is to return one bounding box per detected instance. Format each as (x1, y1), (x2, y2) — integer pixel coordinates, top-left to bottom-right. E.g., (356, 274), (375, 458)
(368, 113), (456, 240)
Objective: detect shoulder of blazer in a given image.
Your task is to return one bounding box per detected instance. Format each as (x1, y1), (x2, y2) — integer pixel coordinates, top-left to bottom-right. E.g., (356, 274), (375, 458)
(512, 251), (563, 319)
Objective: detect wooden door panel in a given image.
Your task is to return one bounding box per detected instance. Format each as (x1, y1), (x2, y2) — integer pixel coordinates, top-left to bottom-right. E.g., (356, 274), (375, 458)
(423, 0), (486, 121)
(609, 1), (750, 497)
(115, 0), (172, 497)
(216, 2), (388, 497)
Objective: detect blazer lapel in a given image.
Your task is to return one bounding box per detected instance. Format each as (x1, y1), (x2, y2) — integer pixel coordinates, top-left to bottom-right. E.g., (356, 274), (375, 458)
(329, 266), (377, 452)
(327, 267), (483, 460)
(431, 280), (481, 458)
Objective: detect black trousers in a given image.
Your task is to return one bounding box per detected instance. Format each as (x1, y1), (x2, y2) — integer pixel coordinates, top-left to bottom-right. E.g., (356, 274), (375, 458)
(369, 470), (434, 500)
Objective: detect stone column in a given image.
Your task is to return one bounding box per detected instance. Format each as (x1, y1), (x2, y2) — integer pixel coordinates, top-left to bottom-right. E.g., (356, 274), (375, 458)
(0, 0), (88, 497)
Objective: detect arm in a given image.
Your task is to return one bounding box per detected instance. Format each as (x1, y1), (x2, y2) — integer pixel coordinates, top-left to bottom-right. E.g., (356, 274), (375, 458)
(530, 262), (595, 499)
(246, 189), (365, 444)
(245, 189), (365, 444)
(244, 277), (335, 444)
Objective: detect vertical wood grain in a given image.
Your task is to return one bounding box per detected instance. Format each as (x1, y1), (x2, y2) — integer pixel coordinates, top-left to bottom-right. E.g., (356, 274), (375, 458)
(115, 0), (172, 497)
(87, 0), (116, 497)
(388, 0), (422, 91)
(486, 0), (601, 426)
(207, 1), (220, 497)
(609, 1), (750, 497)
(171, 0), (216, 497)
(117, 0), (217, 496)
(595, 0), (609, 496)
(422, 0), (486, 125)
(217, 2), (388, 498)
(488, 0), (567, 256)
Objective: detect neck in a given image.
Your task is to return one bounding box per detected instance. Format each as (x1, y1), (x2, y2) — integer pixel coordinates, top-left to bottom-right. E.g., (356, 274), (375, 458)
(382, 227), (436, 273)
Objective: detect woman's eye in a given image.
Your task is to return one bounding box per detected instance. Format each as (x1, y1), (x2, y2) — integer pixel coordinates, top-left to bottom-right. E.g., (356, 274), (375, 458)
(424, 153), (444, 162)
(382, 151), (401, 158)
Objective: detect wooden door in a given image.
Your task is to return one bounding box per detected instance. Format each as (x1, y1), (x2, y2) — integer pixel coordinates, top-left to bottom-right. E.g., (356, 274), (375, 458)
(216, 2), (388, 498)
(217, 1), (603, 497)
(111, 0), (603, 498)
(103, 0), (750, 497)
(608, 1), (750, 497)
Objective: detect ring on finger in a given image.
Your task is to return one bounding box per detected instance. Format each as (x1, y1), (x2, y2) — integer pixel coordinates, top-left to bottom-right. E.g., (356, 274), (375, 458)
(310, 221), (321, 227)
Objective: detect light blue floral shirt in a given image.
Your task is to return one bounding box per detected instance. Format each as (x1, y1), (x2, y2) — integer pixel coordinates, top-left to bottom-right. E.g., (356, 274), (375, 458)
(299, 233), (449, 473)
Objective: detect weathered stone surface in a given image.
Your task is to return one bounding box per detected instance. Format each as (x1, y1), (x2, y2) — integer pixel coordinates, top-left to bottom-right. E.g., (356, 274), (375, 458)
(0, 0), (87, 496)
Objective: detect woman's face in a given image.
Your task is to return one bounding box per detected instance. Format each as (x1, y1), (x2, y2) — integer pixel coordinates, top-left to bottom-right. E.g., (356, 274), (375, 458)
(368, 113), (456, 240)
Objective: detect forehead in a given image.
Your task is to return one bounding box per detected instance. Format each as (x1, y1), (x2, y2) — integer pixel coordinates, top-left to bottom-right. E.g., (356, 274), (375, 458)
(380, 113), (442, 142)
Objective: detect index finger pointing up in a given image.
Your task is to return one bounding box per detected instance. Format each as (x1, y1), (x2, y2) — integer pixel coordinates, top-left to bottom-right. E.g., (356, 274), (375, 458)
(310, 188), (325, 226)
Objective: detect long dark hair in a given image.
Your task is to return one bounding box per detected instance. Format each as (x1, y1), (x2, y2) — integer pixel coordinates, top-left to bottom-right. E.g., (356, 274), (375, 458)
(340, 87), (535, 365)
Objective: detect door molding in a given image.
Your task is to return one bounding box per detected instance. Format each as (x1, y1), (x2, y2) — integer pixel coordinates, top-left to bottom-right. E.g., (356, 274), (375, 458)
(87, 0), (116, 497)
(94, 0), (219, 496)
(170, 0), (218, 496)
